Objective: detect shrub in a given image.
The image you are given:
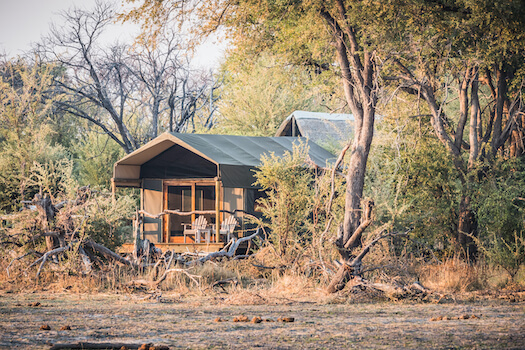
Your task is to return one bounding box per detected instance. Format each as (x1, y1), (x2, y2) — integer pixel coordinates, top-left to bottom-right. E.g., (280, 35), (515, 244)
(252, 142), (343, 264)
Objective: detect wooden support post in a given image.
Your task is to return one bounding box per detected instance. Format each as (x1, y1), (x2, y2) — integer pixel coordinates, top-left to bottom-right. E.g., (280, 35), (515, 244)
(215, 178), (221, 243)
(191, 183), (196, 224)
(111, 178), (116, 204)
(163, 182), (168, 244)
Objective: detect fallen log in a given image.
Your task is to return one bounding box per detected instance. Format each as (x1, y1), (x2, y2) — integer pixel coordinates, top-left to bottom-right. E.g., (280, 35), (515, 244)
(33, 244), (73, 280)
(6, 250), (42, 277)
(142, 229), (261, 288)
(84, 240), (137, 268)
(347, 276), (443, 302)
(128, 267), (201, 290)
(188, 228), (261, 266)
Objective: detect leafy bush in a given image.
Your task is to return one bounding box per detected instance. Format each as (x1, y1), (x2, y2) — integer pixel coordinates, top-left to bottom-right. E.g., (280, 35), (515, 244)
(365, 105), (460, 256)
(1, 153), (136, 256)
(253, 142), (343, 263)
(82, 192), (135, 251)
(0, 59), (58, 212)
(474, 157), (525, 280)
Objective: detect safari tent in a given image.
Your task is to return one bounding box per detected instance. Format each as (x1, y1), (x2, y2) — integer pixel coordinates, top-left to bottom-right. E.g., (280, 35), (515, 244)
(275, 110), (354, 148)
(112, 132), (335, 252)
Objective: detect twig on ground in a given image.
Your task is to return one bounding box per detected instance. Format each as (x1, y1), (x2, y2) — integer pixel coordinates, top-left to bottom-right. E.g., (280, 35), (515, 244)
(187, 228), (261, 266)
(154, 268), (201, 287)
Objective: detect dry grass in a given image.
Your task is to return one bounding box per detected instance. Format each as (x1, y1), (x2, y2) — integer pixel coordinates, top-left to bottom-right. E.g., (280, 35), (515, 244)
(1, 242), (524, 300)
(419, 257), (489, 293)
(222, 290), (268, 305)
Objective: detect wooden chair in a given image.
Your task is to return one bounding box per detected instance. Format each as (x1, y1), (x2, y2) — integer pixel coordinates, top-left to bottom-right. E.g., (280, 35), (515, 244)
(183, 216), (210, 243)
(214, 216), (238, 243)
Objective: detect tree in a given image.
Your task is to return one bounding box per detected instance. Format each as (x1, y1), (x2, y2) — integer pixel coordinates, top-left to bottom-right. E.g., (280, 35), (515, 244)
(37, 2), (220, 154)
(128, 31), (222, 136)
(373, 0), (525, 259)
(37, 3), (138, 153)
(122, 0), (525, 276)
(0, 58), (67, 211)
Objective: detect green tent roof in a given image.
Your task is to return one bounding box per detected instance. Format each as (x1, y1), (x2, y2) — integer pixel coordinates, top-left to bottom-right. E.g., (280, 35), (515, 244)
(113, 132), (336, 188)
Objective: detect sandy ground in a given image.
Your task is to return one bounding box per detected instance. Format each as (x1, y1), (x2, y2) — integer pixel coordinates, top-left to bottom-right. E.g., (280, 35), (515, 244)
(0, 292), (524, 349)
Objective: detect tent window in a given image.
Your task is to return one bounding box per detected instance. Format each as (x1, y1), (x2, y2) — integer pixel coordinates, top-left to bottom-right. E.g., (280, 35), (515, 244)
(195, 186), (215, 212)
(167, 186), (192, 212)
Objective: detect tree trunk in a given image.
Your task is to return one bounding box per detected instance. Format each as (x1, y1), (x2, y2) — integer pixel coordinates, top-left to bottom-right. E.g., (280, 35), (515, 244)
(320, 4), (377, 268)
(510, 114), (525, 157)
(338, 142), (373, 260)
(420, 70), (484, 262)
(457, 195), (478, 261)
(33, 194), (58, 251)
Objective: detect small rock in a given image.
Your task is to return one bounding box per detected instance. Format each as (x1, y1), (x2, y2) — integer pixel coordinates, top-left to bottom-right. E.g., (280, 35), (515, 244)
(442, 316), (450, 321)
(150, 346), (169, 350)
(214, 317), (225, 322)
(40, 324), (51, 330)
(264, 318), (275, 322)
(279, 317), (295, 323)
(120, 346), (128, 350)
(138, 343), (152, 350)
(251, 317), (262, 323)
(233, 316), (249, 322)
(59, 325), (71, 331)
(470, 315), (478, 319)
(430, 317), (438, 321)
(29, 302), (41, 307)
(459, 314), (470, 320)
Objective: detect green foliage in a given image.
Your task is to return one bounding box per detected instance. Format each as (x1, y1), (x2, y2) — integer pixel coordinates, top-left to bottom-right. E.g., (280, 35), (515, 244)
(0, 58), (135, 252)
(473, 157), (525, 279)
(216, 53), (343, 136)
(253, 142), (343, 261)
(479, 231), (525, 281)
(0, 151), (135, 255)
(31, 153), (135, 251)
(254, 143), (314, 256)
(27, 158), (78, 201)
(366, 95), (460, 252)
(367, 92), (525, 274)
(75, 132), (124, 188)
(0, 59), (63, 211)
(0, 58), (130, 211)
(81, 193), (136, 251)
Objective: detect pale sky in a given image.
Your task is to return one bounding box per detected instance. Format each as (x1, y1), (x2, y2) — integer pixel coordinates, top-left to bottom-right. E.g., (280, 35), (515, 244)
(0, 0), (225, 69)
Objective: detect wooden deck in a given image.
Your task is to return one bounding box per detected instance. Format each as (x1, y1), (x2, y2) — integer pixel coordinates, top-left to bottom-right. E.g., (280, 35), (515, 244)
(118, 242), (225, 254)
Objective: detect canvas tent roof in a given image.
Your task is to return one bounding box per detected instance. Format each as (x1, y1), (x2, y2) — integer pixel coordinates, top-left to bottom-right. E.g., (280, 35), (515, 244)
(113, 132), (336, 188)
(275, 110), (354, 146)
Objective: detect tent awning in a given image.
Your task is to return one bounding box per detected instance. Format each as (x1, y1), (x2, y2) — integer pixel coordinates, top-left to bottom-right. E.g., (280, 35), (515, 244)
(113, 132), (336, 188)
